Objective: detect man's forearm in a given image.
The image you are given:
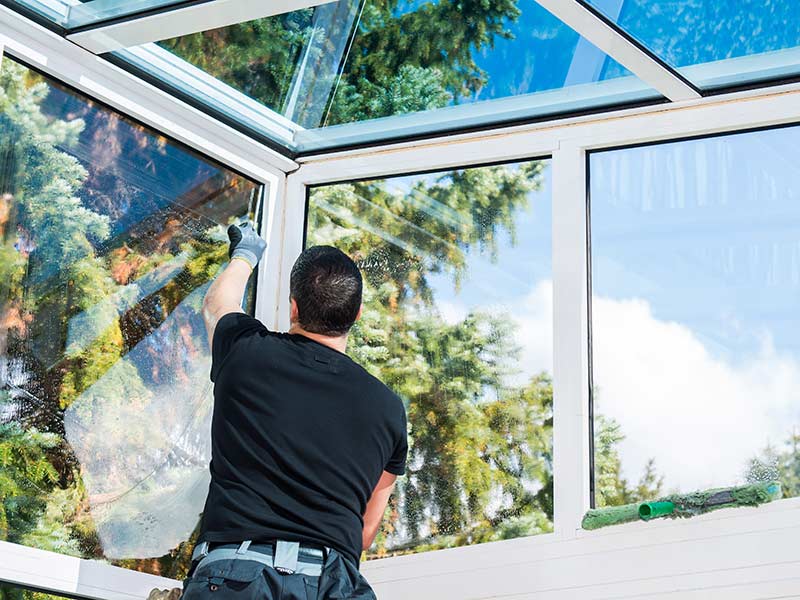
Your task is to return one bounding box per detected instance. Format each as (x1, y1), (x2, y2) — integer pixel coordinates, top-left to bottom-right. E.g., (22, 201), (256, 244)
(361, 471), (397, 551)
(202, 258), (252, 349)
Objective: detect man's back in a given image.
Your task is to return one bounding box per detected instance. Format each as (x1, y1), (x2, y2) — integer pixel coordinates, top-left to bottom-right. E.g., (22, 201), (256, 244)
(200, 312), (408, 566)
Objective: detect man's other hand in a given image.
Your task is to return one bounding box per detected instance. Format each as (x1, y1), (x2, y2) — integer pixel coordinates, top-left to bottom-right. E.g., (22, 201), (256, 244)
(228, 221), (266, 269)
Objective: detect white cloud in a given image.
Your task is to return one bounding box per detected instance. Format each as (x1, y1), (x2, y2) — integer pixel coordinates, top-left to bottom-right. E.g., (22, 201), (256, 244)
(437, 299), (469, 325)
(593, 296), (800, 492)
(512, 280), (554, 378)
(506, 279), (800, 492)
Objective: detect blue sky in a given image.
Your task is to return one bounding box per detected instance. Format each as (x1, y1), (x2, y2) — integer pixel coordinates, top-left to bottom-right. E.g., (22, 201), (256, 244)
(591, 126), (800, 361)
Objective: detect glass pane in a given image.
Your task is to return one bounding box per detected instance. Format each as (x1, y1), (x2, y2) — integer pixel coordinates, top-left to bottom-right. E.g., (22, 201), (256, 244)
(586, 0), (800, 90)
(307, 160), (553, 557)
(66, 0), (192, 29)
(4, 0), (197, 28)
(116, 0), (659, 153)
(0, 57), (260, 578)
(4, 0), (70, 25)
(590, 126), (800, 507)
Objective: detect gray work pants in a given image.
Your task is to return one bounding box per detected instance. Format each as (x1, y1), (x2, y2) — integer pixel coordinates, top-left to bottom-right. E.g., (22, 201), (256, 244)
(181, 544), (377, 600)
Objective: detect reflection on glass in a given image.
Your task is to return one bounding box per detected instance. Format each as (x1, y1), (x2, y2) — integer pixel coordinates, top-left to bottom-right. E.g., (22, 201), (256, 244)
(116, 0), (658, 152)
(587, 0), (800, 89)
(0, 59), (259, 577)
(307, 161), (553, 557)
(590, 127), (800, 506)
(159, 0), (363, 130)
(3, 0), (69, 26)
(66, 0), (192, 29)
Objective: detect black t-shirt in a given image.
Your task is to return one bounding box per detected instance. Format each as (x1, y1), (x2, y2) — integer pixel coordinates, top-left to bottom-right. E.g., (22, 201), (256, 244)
(199, 312), (408, 566)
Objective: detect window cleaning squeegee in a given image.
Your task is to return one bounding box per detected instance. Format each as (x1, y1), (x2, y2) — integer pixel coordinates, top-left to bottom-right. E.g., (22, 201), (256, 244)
(581, 481), (782, 530)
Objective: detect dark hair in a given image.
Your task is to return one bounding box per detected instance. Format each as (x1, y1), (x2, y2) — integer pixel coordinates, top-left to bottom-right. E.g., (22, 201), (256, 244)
(290, 245), (363, 336)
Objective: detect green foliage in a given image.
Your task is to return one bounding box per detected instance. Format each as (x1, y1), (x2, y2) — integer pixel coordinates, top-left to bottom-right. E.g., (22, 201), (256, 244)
(0, 62), (111, 549)
(594, 414), (664, 507)
(160, 0), (524, 126)
(160, 11), (314, 115)
(0, 585), (69, 600)
(326, 65), (451, 125)
(0, 423), (59, 543)
(1, 57), (259, 577)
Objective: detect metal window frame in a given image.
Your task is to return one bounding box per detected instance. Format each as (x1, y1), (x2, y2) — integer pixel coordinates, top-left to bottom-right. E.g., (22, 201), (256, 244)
(0, 4), (296, 177)
(4, 3), (800, 599)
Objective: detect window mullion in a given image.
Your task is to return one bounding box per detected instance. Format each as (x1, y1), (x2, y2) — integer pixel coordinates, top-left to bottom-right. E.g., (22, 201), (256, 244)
(551, 142), (592, 538)
(271, 174), (309, 332)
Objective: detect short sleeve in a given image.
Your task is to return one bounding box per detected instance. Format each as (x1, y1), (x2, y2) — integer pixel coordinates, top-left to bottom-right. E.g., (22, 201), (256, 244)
(384, 403), (408, 476)
(210, 312), (266, 382)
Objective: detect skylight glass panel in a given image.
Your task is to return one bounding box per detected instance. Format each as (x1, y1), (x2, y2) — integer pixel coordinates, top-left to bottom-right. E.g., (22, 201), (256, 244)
(5, 0), (190, 28)
(114, 0), (660, 154)
(5, 0), (70, 25)
(66, 0), (192, 29)
(585, 0), (800, 90)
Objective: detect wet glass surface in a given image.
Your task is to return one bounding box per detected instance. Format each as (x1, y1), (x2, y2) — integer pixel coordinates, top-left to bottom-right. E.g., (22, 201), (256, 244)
(0, 58), (260, 577)
(307, 161), (554, 558)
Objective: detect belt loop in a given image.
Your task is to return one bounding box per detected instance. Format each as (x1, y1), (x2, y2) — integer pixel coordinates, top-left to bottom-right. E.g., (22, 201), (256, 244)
(236, 540), (252, 555)
(192, 541), (209, 563)
(274, 541), (299, 574)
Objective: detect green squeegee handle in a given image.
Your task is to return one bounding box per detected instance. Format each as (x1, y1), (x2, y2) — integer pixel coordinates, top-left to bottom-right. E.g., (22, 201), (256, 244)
(639, 501), (675, 520)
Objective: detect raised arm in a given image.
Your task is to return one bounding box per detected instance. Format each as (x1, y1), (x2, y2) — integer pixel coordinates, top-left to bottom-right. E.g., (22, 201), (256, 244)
(202, 222), (266, 350)
(361, 471), (397, 551)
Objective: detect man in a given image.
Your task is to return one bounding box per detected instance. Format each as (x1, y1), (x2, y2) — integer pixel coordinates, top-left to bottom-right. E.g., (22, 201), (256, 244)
(182, 222), (408, 600)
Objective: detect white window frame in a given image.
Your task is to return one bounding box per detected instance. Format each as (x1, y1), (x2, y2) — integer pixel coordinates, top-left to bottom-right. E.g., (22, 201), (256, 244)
(3, 4), (800, 598)
(281, 81), (800, 598)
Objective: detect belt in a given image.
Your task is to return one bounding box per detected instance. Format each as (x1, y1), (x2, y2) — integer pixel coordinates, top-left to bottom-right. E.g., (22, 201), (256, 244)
(191, 540), (326, 577)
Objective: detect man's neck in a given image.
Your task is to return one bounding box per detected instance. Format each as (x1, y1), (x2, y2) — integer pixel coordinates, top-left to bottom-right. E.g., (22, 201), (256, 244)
(288, 324), (348, 354)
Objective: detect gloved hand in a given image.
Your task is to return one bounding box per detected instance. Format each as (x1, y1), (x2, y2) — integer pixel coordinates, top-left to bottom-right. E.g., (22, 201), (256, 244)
(227, 221), (266, 269)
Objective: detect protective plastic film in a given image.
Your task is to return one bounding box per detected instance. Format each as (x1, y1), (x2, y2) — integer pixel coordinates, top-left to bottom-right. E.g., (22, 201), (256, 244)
(0, 58), (259, 577)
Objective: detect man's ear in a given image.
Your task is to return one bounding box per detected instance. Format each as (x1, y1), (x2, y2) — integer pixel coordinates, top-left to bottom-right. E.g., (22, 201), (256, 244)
(290, 297), (299, 324)
(355, 304), (363, 322)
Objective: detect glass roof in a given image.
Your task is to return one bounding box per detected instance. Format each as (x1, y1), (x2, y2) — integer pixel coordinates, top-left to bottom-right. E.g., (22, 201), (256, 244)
(5, 0), (800, 156)
(115, 0), (658, 153)
(67, 0), (191, 29)
(585, 0), (800, 90)
(7, 0), (190, 28)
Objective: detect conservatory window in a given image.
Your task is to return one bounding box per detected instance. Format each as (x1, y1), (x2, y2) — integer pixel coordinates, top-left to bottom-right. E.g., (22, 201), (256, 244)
(590, 126), (800, 506)
(305, 159), (553, 557)
(0, 57), (260, 578)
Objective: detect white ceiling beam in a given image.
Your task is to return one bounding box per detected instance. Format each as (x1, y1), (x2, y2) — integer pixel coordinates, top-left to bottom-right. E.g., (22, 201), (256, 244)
(534, 0), (701, 102)
(66, 0), (336, 54)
